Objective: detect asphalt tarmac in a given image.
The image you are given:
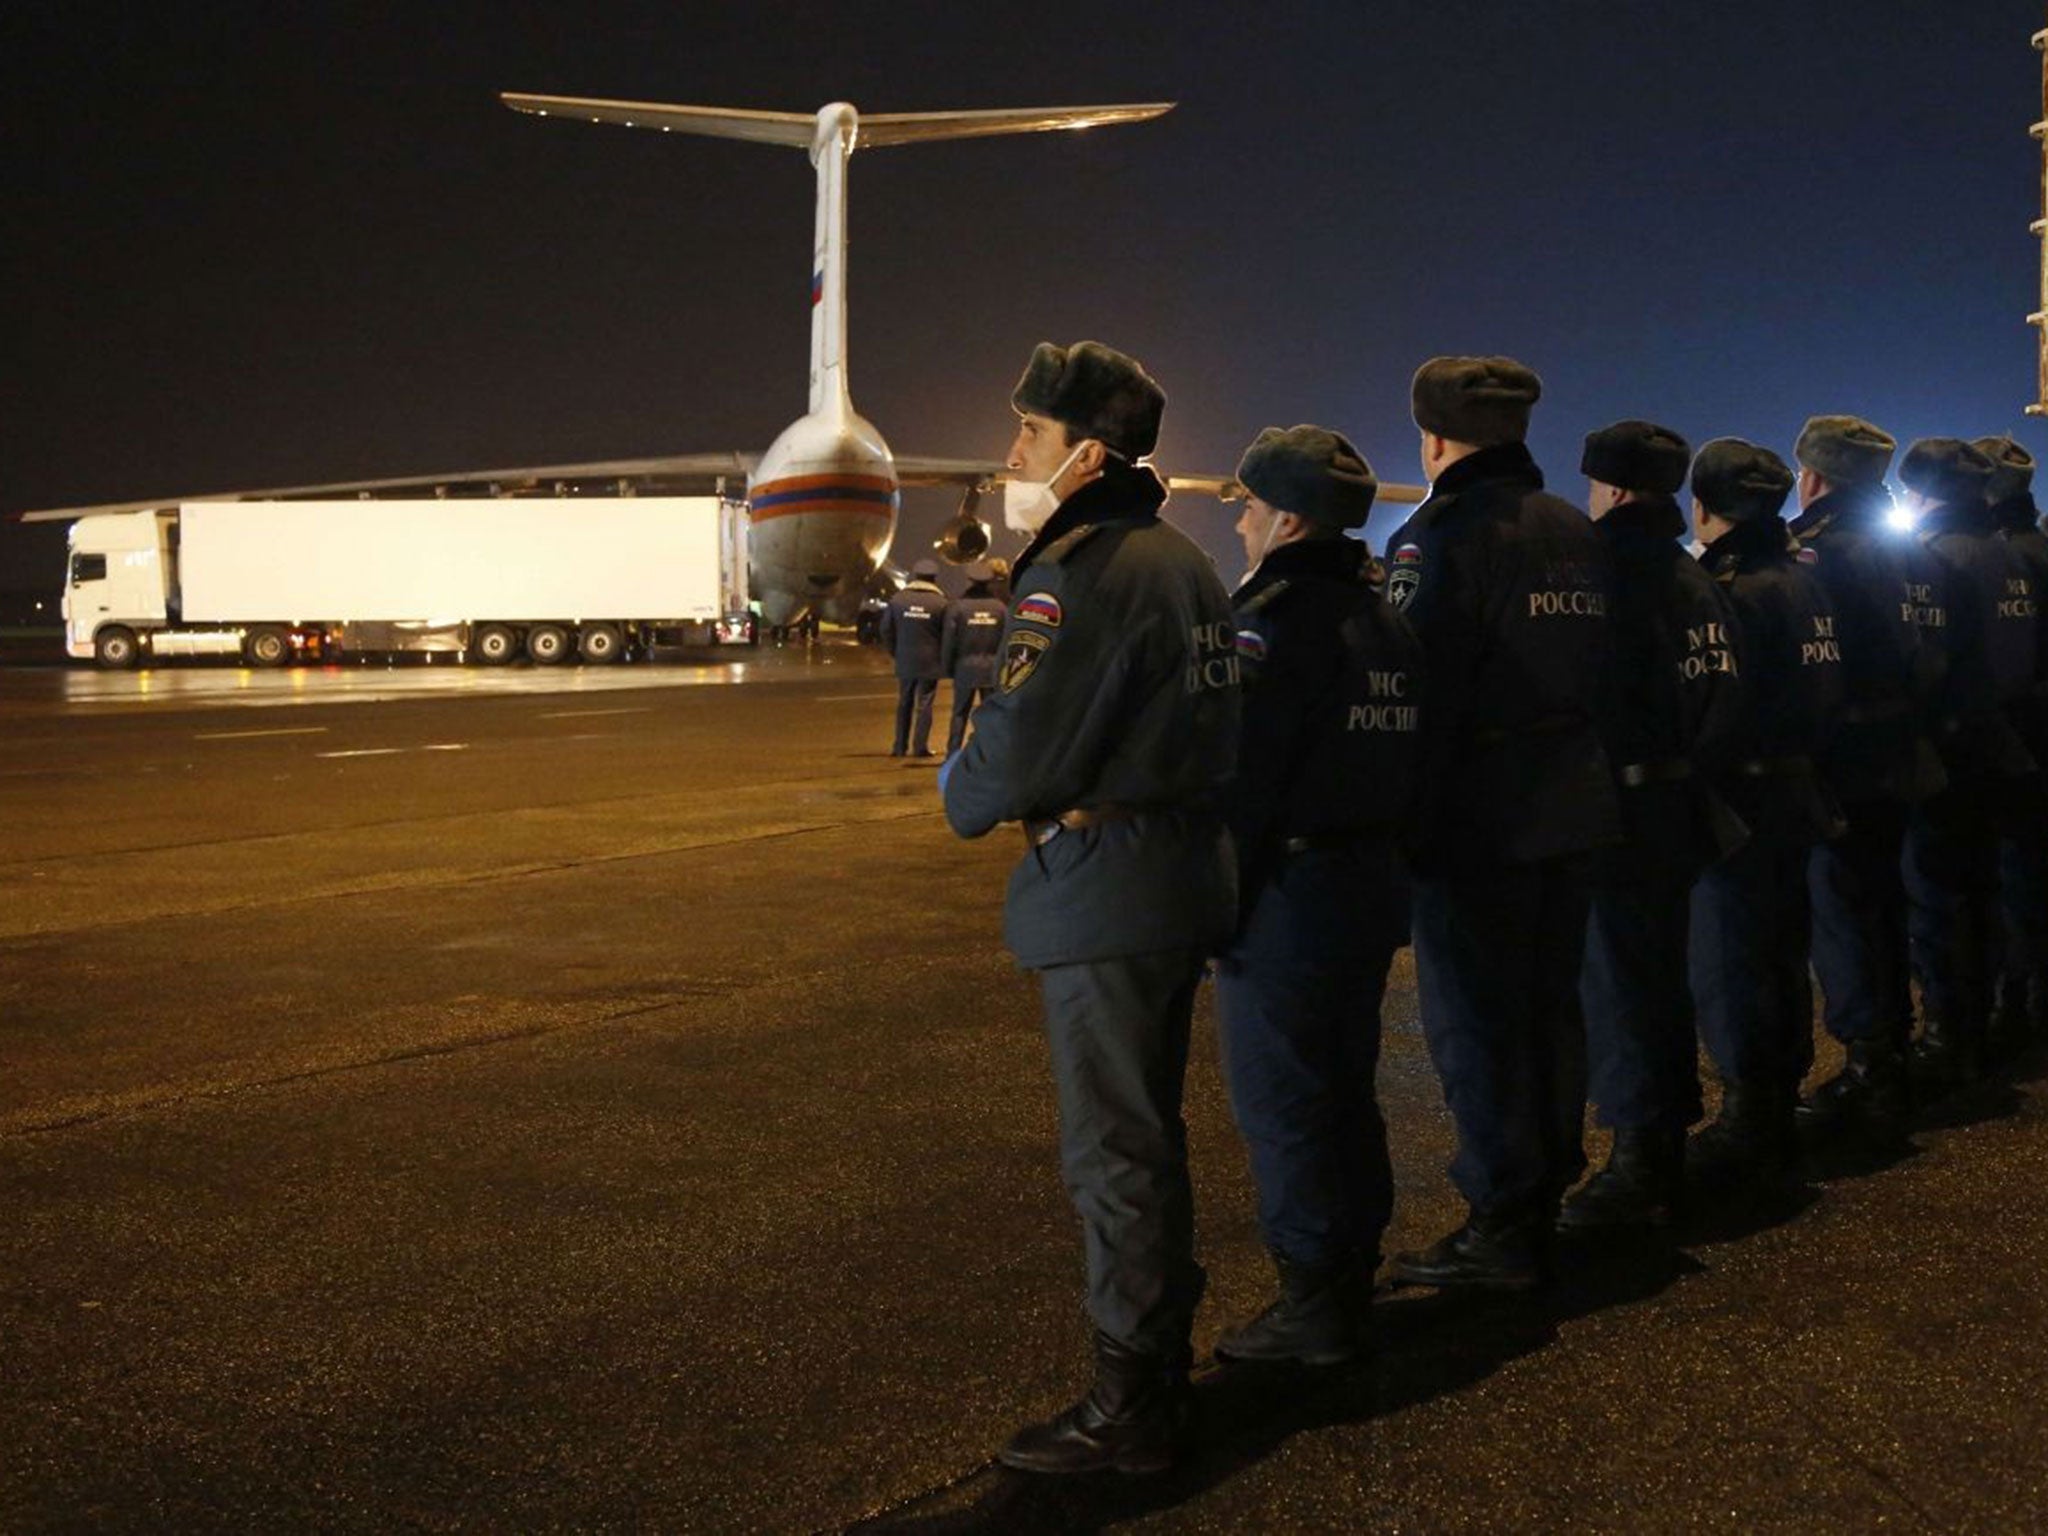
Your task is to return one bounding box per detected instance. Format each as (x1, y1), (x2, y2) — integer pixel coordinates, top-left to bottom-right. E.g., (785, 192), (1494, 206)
(4, 639), (2046, 1533)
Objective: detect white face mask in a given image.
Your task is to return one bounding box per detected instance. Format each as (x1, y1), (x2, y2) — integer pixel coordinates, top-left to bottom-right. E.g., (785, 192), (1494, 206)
(1004, 442), (1090, 535)
(1241, 509), (1285, 584)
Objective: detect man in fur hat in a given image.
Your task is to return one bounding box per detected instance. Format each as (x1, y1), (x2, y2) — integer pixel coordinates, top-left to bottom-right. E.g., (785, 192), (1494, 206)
(942, 340), (1239, 1475)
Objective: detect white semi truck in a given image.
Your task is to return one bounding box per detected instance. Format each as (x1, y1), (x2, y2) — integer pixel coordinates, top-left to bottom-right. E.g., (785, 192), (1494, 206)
(63, 497), (755, 668)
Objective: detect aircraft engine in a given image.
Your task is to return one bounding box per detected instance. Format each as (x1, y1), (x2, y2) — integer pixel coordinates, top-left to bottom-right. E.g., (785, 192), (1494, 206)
(931, 483), (993, 564)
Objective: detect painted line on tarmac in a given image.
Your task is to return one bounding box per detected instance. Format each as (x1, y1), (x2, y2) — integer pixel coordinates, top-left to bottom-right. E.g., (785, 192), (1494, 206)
(194, 726), (331, 741)
(821, 692), (899, 702)
(537, 707), (653, 720)
(313, 744), (470, 759)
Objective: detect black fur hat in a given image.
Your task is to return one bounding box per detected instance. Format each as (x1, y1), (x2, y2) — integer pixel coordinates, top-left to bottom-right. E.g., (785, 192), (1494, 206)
(1580, 420), (1691, 496)
(1899, 438), (1995, 506)
(1972, 435), (2037, 504)
(910, 557), (941, 579)
(1793, 415), (1896, 487)
(1011, 340), (1165, 460)
(1410, 356), (1542, 446)
(1235, 424), (1378, 529)
(1692, 438), (1794, 523)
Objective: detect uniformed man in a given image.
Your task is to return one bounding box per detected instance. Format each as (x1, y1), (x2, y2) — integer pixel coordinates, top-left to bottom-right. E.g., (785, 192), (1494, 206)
(1685, 440), (1844, 1186)
(941, 340), (1239, 1475)
(939, 559), (1007, 756)
(880, 558), (948, 757)
(1380, 357), (1621, 1290)
(1561, 421), (1744, 1230)
(1899, 439), (2039, 1088)
(1975, 435), (2048, 1054)
(1788, 416), (1943, 1143)
(1209, 425), (1424, 1364)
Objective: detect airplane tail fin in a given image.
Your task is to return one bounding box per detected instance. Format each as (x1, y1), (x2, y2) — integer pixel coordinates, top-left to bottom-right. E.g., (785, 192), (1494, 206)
(499, 95), (1174, 150)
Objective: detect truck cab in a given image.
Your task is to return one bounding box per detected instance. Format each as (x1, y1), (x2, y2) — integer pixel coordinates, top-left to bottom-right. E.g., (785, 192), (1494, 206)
(64, 512), (172, 666)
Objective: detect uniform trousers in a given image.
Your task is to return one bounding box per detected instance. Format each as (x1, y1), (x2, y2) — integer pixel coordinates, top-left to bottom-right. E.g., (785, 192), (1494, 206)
(1999, 824), (2048, 988)
(1690, 824), (1814, 1094)
(1808, 800), (1915, 1049)
(892, 677), (938, 755)
(1906, 779), (2001, 1032)
(945, 682), (987, 757)
(1411, 858), (1589, 1222)
(1214, 844), (1397, 1269)
(1039, 946), (1209, 1357)
(1582, 866), (1702, 1133)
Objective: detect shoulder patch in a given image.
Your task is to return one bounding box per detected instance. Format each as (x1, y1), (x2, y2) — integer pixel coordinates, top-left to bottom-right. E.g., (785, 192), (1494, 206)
(1015, 593), (1063, 628)
(1039, 523), (1106, 566)
(1387, 542), (1423, 610)
(1234, 627), (1268, 663)
(1795, 546), (1819, 566)
(1001, 630), (1051, 692)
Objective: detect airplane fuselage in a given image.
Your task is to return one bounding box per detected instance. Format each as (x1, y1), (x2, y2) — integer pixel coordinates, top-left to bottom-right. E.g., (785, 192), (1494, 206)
(746, 404), (898, 625)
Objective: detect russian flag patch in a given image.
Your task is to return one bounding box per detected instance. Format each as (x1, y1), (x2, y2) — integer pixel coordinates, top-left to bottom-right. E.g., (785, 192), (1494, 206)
(1015, 594), (1062, 629)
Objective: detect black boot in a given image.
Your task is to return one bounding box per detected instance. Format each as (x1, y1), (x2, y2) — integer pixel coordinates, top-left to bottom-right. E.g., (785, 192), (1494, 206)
(1911, 1014), (1985, 1093)
(1214, 1253), (1363, 1367)
(1988, 973), (2039, 1060)
(997, 1332), (1189, 1476)
(1796, 1039), (1910, 1140)
(1686, 1079), (1797, 1188)
(1388, 1210), (1547, 1291)
(1557, 1126), (1684, 1230)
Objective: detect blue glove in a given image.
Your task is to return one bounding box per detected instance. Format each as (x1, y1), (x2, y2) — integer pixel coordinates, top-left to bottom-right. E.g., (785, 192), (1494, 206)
(937, 752), (957, 796)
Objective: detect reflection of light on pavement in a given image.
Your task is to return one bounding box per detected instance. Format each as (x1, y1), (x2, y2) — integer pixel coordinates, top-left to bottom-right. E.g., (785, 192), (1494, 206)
(52, 641), (891, 711)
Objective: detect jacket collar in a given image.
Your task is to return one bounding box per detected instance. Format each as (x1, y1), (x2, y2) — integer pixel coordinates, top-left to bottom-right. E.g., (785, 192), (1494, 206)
(1427, 441), (1543, 499)
(1594, 493), (1685, 545)
(1915, 497), (1996, 539)
(1234, 533), (1366, 603)
(1699, 514), (1791, 572)
(1014, 465), (1167, 577)
(1990, 491), (2042, 535)
(1788, 483), (1890, 538)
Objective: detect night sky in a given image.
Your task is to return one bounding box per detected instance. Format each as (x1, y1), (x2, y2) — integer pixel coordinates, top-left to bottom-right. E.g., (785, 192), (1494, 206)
(4, 0), (2043, 600)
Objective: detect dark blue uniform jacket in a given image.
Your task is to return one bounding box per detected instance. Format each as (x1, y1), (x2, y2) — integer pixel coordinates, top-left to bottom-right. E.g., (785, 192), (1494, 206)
(1381, 441), (1620, 870)
(1788, 485), (1947, 803)
(1591, 495), (1746, 878)
(1919, 497), (2038, 779)
(940, 595), (1008, 689)
(943, 468), (1241, 968)
(881, 580), (948, 681)
(1993, 491), (2048, 753)
(1224, 536), (1424, 940)
(1697, 516), (1845, 837)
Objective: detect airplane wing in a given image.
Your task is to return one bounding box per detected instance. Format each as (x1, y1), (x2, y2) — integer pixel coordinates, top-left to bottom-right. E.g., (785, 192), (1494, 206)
(1167, 474), (1431, 506)
(499, 94), (1174, 151)
(891, 455), (1003, 487)
(16, 451), (761, 522)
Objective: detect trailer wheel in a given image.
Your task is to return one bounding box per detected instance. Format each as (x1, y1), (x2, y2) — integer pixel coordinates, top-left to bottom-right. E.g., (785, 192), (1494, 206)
(94, 625), (141, 670)
(472, 623), (518, 666)
(578, 622), (624, 664)
(244, 626), (290, 668)
(526, 623), (571, 665)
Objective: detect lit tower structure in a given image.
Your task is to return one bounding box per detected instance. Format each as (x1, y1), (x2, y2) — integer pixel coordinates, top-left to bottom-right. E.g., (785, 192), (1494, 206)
(2031, 9), (2048, 414)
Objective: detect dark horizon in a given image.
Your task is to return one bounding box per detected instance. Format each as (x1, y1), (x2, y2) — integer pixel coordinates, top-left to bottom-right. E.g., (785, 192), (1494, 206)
(5, 0), (2044, 596)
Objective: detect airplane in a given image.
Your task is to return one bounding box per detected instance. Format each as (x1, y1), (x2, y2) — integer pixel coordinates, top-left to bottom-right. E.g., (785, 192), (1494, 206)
(20, 96), (1183, 626)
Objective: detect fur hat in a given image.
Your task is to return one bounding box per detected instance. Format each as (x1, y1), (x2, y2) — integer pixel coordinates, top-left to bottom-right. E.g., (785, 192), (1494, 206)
(1410, 356), (1542, 445)
(910, 557), (941, 580)
(1793, 415), (1896, 487)
(1899, 438), (1995, 506)
(1580, 420), (1691, 496)
(962, 559), (996, 584)
(1972, 435), (2037, 504)
(1011, 340), (1165, 460)
(1235, 424), (1378, 529)
(1692, 438), (1794, 523)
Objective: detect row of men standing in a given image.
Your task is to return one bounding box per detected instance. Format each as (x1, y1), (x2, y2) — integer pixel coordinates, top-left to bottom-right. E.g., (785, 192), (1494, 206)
(933, 338), (2048, 1478)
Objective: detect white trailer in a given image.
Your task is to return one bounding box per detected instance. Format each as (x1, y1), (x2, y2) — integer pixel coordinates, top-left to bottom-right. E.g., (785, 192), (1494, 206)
(63, 497), (754, 668)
